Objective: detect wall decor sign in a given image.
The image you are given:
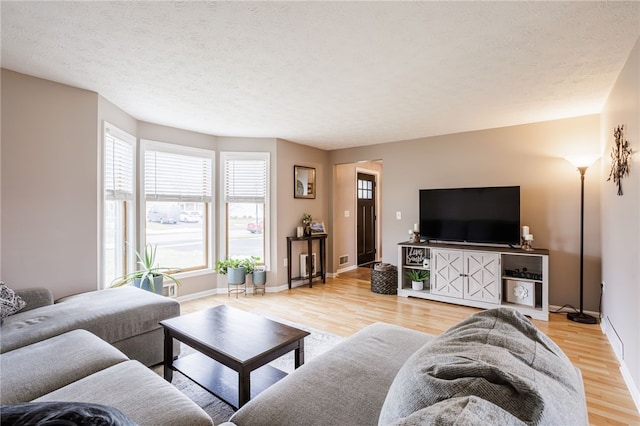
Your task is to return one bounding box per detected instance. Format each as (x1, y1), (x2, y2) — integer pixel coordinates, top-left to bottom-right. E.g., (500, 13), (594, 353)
(294, 165), (316, 199)
(607, 125), (632, 196)
(405, 247), (428, 266)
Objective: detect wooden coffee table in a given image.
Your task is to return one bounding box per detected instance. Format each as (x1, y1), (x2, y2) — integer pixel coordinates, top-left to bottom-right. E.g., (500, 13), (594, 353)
(160, 305), (310, 409)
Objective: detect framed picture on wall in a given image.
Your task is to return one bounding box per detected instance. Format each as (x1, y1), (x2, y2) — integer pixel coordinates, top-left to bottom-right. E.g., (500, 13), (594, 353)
(294, 165), (316, 199)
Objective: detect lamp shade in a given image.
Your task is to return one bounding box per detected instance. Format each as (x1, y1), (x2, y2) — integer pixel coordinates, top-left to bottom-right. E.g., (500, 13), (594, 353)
(565, 155), (600, 169)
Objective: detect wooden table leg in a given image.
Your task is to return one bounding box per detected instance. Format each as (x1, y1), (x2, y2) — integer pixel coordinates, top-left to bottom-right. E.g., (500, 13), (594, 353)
(287, 238), (292, 289)
(238, 367), (251, 408)
(307, 238), (313, 288)
(294, 338), (305, 369)
(163, 328), (173, 382)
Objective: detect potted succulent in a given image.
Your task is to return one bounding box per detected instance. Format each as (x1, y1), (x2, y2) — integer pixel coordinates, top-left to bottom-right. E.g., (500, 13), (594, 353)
(406, 269), (429, 291)
(111, 243), (180, 295)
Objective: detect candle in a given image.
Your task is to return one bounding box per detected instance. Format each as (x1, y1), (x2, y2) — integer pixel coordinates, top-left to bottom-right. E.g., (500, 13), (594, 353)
(414, 223), (419, 232)
(522, 226), (529, 236)
(524, 234), (533, 241)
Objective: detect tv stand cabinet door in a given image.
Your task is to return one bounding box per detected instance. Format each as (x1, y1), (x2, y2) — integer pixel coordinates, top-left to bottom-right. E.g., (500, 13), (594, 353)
(431, 249), (464, 298)
(463, 251), (501, 304)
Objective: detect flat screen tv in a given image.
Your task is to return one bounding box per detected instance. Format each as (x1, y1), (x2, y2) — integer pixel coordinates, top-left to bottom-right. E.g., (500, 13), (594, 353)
(419, 186), (520, 246)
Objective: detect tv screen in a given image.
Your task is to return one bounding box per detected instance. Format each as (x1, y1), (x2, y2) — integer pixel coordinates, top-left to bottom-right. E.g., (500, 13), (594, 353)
(419, 186), (520, 246)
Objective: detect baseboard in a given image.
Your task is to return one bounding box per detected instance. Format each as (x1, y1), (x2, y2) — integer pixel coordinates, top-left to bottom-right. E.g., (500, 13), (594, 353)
(548, 304), (600, 318)
(601, 318), (640, 414)
(619, 358), (640, 414)
(336, 265), (358, 274)
(176, 288), (219, 302)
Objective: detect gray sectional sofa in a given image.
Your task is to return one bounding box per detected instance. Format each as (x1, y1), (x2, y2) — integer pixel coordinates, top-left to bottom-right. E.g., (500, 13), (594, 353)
(0, 286), (213, 425)
(1, 286), (179, 366)
(226, 308), (589, 426)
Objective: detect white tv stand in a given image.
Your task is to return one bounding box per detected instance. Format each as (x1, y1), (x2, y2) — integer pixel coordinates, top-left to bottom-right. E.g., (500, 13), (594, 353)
(397, 241), (549, 321)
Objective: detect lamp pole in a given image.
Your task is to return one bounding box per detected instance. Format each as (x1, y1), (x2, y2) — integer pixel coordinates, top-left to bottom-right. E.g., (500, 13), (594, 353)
(567, 166), (597, 324)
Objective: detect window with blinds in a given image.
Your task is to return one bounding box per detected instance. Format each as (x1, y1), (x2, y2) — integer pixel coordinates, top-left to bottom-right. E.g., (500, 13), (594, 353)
(142, 140), (214, 272)
(102, 122), (135, 288)
(144, 149), (212, 202)
(222, 153), (269, 264)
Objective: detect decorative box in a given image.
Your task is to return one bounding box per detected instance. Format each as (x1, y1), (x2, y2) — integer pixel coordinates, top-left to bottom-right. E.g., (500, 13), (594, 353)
(505, 279), (535, 307)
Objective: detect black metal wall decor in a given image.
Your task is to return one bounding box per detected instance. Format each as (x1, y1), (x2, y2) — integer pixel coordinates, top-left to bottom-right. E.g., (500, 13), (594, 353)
(607, 125), (632, 196)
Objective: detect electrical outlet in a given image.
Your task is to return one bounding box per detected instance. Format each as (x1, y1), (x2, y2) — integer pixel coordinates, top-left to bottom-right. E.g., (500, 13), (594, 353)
(344, 210), (350, 217)
(284, 258), (288, 267)
(396, 211), (402, 220)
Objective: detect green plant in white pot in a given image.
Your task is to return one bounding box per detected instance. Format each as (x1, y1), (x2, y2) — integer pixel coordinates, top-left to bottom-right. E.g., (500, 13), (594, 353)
(406, 269), (429, 291)
(111, 244), (180, 295)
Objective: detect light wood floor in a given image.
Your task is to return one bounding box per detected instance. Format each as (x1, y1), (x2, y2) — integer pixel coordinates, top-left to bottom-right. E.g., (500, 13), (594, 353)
(181, 268), (640, 426)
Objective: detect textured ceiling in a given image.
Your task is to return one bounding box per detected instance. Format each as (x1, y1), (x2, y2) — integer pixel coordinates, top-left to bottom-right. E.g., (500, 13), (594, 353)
(1, 1), (639, 150)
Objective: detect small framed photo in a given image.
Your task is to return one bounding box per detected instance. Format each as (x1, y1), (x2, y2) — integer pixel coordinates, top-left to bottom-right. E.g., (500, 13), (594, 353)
(294, 165), (316, 199)
(310, 220), (326, 234)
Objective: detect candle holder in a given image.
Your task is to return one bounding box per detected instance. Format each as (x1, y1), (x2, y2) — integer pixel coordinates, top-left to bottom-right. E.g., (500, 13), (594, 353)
(521, 236), (534, 251)
(411, 231), (421, 243)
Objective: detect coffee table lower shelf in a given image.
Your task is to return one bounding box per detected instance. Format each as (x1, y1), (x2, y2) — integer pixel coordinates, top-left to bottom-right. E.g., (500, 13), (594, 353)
(172, 352), (287, 409)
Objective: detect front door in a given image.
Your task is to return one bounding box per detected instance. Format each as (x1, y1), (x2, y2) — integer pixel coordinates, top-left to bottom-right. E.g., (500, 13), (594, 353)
(357, 172), (376, 266)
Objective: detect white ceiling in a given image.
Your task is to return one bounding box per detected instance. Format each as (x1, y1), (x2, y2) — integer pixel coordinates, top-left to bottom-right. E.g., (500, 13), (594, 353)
(1, 1), (639, 150)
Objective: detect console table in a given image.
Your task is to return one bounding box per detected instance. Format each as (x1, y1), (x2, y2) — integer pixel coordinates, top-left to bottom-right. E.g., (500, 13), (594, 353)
(398, 241), (550, 321)
(286, 234), (327, 288)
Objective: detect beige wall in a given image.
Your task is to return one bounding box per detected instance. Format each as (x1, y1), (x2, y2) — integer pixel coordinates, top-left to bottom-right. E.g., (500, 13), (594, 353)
(330, 115), (602, 313)
(333, 161), (382, 271)
(276, 139), (330, 286)
(1, 70), (332, 298)
(2, 69), (99, 298)
(600, 36), (639, 399)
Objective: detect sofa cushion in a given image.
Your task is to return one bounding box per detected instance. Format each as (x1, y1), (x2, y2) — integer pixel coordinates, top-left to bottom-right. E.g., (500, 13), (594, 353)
(0, 287), (179, 354)
(378, 307), (587, 425)
(1, 401), (138, 426)
(230, 322), (434, 426)
(34, 360), (213, 426)
(0, 329), (129, 404)
(0, 282), (26, 319)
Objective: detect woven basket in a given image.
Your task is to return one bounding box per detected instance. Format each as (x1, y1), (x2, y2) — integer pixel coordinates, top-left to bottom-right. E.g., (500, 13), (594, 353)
(371, 264), (398, 295)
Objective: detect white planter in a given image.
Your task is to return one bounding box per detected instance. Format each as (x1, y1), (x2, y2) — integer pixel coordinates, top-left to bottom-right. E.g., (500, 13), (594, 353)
(411, 280), (424, 291)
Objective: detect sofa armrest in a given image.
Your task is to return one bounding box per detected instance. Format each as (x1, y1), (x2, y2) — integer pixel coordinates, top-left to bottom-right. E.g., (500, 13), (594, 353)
(14, 288), (54, 312)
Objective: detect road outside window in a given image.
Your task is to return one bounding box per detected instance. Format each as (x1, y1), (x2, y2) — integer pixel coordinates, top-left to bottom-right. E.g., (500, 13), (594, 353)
(146, 201), (206, 270)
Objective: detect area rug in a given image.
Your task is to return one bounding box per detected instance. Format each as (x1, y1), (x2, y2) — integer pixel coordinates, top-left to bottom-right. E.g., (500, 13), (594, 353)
(157, 318), (343, 425)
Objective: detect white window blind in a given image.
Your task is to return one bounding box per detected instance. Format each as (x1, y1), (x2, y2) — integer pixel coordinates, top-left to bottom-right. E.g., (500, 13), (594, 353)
(104, 124), (134, 201)
(224, 158), (267, 203)
(144, 144), (213, 202)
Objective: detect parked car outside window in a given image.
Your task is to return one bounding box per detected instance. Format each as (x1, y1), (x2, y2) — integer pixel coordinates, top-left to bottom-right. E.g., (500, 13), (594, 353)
(247, 220), (263, 234)
(147, 205), (180, 224)
(180, 211), (201, 223)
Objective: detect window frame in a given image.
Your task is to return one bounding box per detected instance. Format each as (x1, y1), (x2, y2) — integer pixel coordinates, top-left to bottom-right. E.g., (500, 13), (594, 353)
(220, 151), (270, 269)
(101, 121), (136, 289)
(140, 139), (215, 274)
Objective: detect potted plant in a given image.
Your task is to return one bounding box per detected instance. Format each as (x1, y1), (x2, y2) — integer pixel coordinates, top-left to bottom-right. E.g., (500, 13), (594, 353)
(215, 258), (247, 285)
(302, 213), (312, 236)
(111, 243), (180, 295)
(406, 269), (429, 291)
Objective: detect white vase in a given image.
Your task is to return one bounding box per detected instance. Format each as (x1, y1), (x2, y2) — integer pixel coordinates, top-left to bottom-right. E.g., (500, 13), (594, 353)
(411, 280), (424, 291)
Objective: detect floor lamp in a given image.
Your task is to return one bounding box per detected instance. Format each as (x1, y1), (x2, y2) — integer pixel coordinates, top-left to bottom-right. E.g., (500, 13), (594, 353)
(567, 164), (598, 325)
